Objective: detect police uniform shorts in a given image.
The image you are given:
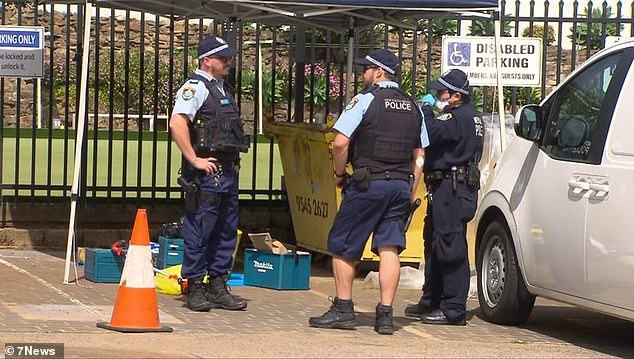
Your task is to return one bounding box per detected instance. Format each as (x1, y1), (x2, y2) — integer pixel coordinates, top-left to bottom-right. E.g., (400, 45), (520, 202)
(327, 179), (410, 260)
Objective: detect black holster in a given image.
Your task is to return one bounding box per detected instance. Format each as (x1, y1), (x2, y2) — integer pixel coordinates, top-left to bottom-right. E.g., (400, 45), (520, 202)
(178, 176), (200, 213)
(466, 161), (481, 190)
(351, 167), (370, 191)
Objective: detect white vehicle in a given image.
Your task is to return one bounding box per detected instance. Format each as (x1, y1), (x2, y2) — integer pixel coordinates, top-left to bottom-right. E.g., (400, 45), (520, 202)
(475, 39), (634, 325)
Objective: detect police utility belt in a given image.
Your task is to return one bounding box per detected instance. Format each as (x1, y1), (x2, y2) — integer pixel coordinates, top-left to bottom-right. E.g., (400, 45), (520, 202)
(349, 168), (413, 191)
(424, 167), (467, 182)
(424, 164), (480, 189)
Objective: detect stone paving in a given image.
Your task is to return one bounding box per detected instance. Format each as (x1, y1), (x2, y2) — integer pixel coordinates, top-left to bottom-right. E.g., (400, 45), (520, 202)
(0, 249), (633, 358)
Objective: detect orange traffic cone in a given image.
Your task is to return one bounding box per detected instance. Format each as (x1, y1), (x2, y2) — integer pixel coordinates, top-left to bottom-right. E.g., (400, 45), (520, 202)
(97, 208), (172, 333)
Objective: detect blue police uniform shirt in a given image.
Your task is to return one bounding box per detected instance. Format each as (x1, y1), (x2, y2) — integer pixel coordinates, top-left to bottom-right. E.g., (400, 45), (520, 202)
(333, 81), (430, 148)
(173, 69), (226, 122)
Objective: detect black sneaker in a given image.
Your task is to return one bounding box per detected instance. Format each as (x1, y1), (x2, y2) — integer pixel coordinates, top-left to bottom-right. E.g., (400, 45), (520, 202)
(309, 297), (357, 329)
(404, 303), (435, 318)
(186, 279), (212, 312)
(207, 276), (247, 310)
(374, 303), (394, 335)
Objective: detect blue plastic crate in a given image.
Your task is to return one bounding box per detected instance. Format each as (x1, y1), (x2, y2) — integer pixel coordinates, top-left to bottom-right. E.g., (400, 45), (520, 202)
(227, 272), (244, 287)
(156, 236), (185, 269)
(244, 248), (311, 290)
(84, 248), (125, 283)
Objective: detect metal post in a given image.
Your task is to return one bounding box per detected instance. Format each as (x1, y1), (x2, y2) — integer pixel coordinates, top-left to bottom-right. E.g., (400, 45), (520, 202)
(64, 1), (92, 284)
(345, 18), (354, 103)
(494, 14), (506, 153)
(294, 25), (306, 122)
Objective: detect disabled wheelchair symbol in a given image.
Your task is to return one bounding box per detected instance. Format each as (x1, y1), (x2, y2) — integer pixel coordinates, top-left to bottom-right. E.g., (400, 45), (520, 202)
(448, 42), (470, 66)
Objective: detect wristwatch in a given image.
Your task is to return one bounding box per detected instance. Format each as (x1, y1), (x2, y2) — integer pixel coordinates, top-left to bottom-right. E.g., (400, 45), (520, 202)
(334, 171), (345, 178)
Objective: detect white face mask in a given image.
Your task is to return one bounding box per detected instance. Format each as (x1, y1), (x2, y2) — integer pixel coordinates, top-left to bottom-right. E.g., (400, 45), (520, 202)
(435, 100), (449, 111)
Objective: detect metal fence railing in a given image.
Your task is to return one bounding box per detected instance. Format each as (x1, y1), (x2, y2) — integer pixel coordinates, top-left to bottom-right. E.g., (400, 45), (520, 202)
(1, 0), (631, 212)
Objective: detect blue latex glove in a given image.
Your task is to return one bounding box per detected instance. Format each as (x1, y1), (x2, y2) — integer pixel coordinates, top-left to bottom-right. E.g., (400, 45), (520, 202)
(421, 93), (436, 106)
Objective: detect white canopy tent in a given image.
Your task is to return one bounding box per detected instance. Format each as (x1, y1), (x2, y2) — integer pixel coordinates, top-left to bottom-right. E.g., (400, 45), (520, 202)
(53, 0), (503, 283)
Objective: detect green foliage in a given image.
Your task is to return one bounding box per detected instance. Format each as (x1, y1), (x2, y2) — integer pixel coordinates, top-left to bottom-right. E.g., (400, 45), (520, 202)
(469, 16), (513, 36)
(523, 24), (555, 46)
(400, 68), (425, 99)
(240, 69), (288, 109)
(418, 19), (458, 39)
(50, 48), (197, 116)
(473, 86), (542, 113)
(568, 5), (623, 50)
(239, 62), (342, 111)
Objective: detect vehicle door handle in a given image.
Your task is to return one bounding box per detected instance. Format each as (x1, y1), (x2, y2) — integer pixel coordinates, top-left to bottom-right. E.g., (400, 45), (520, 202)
(589, 183), (609, 197)
(568, 180), (590, 194)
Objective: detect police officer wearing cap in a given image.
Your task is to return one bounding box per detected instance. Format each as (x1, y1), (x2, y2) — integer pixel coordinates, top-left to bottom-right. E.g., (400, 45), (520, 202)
(404, 69), (484, 325)
(169, 35), (250, 312)
(309, 49), (429, 335)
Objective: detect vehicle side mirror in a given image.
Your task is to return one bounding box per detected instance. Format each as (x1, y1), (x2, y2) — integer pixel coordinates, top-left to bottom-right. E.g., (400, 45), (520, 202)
(514, 104), (542, 142)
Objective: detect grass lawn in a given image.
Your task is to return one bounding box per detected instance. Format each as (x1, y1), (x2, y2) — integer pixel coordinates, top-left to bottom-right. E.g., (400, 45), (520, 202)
(1, 136), (284, 199)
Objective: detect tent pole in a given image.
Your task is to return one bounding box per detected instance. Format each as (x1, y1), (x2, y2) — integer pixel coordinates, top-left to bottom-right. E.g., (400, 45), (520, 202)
(494, 13), (506, 153)
(64, 1), (92, 284)
(345, 17), (354, 103)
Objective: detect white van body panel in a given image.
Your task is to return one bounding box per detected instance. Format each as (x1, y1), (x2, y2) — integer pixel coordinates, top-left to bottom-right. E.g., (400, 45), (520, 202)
(475, 39), (634, 322)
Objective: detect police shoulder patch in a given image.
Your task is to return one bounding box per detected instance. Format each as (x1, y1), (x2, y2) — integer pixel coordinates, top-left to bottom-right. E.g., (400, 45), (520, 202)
(344, 96), (359, 111)
(437, 113), (453, 121)
(182, 86), (196, 101)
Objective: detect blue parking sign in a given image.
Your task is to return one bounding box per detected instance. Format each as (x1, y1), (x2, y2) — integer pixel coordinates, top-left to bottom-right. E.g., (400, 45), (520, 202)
(447, 42), (471, 66)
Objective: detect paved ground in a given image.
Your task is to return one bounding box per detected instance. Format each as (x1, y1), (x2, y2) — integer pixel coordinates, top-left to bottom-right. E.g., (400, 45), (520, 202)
(1, 249), (633, 358)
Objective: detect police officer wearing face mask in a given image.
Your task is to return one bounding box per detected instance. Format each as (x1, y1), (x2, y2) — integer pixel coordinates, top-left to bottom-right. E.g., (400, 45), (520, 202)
(169, 35), (250, 312)
(404, 69), (484, 325)
(309, 49), (430, 335)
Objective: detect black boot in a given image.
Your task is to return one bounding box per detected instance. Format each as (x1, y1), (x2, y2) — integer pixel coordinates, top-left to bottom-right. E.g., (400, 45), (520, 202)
(404, 302), (435, 318)
(206, 276), (247, 310)
(186, 278), (212, 312)
(374, 303), (394, 335)
(308, 297), (356, 329)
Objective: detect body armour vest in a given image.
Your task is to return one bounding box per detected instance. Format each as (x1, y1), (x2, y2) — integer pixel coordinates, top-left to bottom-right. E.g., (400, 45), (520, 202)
(350, 86), (422, 174)
(188, 73), (250, 162)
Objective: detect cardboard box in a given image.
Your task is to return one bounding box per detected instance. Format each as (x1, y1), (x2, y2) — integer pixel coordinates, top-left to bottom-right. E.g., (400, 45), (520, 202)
(243, 248), (311, 290)
(247, 232), (292, 254)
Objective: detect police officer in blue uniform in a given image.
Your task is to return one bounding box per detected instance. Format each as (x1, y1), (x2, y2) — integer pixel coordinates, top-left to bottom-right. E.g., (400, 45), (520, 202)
(309, 49), (430, 335)
(170, 36), (249, 312)
(404, 69), (484, 325)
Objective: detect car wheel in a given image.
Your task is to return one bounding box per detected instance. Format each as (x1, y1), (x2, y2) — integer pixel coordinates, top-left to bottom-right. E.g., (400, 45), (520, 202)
(477, 220), (535, 325)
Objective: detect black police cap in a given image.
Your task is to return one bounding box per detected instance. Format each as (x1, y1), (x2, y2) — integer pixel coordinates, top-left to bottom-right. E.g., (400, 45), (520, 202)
(354, 48), (399, 75)
(429, 69), (470, 95)
(197, 35), (237, 60)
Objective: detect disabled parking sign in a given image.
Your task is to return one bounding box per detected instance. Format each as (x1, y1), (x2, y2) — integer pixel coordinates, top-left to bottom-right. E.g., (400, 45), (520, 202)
(441, 36), (542, 87)
(447, 42), (471, 66)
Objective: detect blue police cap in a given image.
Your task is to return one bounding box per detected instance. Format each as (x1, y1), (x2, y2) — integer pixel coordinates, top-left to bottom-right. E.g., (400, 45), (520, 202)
(197, 35), (237, 60)
(354, 49), (399, 75)
(429, 69), (470, 95)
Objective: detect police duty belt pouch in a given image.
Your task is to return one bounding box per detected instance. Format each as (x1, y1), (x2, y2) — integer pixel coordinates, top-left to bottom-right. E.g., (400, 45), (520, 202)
(351, 167), (370, 190)
(466, 162), (481, 189)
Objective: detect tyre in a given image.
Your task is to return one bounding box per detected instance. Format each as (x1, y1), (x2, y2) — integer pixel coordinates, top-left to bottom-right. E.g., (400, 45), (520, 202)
(477, 220), (535, 325)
